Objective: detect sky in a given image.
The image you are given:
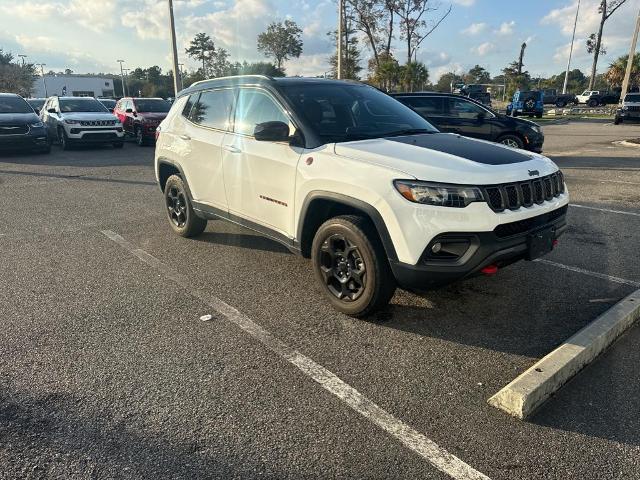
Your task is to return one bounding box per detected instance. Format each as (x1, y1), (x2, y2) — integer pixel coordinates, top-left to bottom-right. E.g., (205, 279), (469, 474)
(0, 0), (639, 82)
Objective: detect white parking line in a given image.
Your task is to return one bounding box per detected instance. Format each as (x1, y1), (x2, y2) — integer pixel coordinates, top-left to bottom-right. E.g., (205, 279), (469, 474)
(535, 258), (640, 287)
(571, 204), (640, 217)
(101, 230), (490, 480)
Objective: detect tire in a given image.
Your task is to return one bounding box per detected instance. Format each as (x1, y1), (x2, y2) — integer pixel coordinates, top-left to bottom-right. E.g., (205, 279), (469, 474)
(614, 118), (621, 125)
(311, 215), (396, 317)
(497, 134), (524, 149)
(587, 99), (598, 107)
(555, 100), (566, 108)
(113, 142), (124, 149)
(512, 111), (518, 117)
(164, 174), (207, 237)
(535, 113), (543, 119)
(135, 127), (146, 146)
(59, 127), (71, 151)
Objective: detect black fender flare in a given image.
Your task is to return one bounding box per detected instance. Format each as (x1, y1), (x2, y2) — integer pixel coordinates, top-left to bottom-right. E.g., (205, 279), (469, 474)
(156, 159), (194, 200)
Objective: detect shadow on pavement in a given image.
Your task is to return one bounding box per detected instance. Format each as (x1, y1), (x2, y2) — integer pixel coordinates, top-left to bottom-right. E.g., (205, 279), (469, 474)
(532, 323), (640, 447)
(0, 144), (152, 168)
(194, 230), (293, 254)
(0, 169), (156, 187)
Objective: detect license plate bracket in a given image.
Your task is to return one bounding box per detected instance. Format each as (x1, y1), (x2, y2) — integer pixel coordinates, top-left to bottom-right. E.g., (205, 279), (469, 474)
(527, 228), (554, 260)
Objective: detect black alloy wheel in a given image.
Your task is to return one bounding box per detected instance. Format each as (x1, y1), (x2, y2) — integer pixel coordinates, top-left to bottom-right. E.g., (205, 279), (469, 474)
(318, 234), (367, 301)
(166, 184), (188, 228)
(163, 174), (207, 237)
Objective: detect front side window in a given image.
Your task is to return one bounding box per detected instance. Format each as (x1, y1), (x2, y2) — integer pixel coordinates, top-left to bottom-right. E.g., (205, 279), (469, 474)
(448, 98), (487, 119)
(279, 83), (436, 143)
(233, 88), (289, 136)
(59, 98), (108, 113)
(189, 89), (234, 130)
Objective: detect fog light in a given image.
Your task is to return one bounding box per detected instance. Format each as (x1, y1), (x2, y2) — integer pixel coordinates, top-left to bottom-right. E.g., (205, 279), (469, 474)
(431, 242), (442, 254)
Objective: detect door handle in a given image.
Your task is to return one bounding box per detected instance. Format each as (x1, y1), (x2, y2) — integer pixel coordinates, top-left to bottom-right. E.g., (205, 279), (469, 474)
(179, 134), (191, 141)
(223, 144), (241, 154)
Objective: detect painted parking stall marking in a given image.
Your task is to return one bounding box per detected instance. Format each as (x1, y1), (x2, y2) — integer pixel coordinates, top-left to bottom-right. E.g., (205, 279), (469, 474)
(535, 258), (640, 288)
(571, 203), (640, 217)
(101, 230), (490, 480)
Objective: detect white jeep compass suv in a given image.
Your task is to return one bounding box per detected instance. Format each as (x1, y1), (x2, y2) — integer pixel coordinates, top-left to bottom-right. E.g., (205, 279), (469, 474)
(41, 96), (124, 150)
(155, 76), (569, 316)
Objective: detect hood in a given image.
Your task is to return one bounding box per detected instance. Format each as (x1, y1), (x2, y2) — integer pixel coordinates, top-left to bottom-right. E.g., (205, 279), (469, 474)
(333, 133), (558, 184)
(509, 116), (540, 128)
(0, 112), (40, 125)
(60, 112), (118, 121)
(137, 112), (168, 121)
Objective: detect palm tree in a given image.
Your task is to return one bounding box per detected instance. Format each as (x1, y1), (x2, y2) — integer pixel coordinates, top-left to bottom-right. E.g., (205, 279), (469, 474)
(604, 53), (640, 88)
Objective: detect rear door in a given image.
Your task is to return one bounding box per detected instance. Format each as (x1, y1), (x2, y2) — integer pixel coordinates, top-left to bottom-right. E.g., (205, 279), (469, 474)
(445, 97), (493, 140)
(222, 86), (301, 237)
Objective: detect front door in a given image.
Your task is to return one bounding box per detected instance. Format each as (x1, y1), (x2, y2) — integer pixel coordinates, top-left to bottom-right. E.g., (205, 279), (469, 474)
(222, 87), (301, 238)
(445, 97), (493, 140)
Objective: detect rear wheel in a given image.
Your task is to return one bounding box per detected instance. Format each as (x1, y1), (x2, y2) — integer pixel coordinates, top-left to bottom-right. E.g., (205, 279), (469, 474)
(164, 174), (207, 237)
(311, 215), (396, 317)
(587, 99), (598, 107)
(614, 117), (622, 125)
(497, 134), (524, 149)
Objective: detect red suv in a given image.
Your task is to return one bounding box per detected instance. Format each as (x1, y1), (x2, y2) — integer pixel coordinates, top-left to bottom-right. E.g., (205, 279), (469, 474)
(114, 97), (171, 146)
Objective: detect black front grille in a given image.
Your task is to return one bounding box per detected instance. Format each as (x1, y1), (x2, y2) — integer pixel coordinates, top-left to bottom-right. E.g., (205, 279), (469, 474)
(627, 106), (640, 112)
(0, 125), (29, 135)
(82, 132), (118, 140)
(483, 172), (565, 212)
(494, 205), (568, 238)
(79, 120), (116, 126)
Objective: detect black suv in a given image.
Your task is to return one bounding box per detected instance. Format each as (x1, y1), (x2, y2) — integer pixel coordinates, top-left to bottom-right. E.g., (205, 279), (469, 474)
(0, 93), (50, 154)
(392, 92), (544, 152)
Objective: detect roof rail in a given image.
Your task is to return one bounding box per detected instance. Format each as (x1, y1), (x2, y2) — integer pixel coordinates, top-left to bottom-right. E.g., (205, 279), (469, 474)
(189, 74), (274, 88)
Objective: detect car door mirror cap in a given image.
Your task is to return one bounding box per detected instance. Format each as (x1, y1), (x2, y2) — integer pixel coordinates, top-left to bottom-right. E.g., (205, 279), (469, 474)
(254, 121), (290, 142)
(47, 108), (57, 114)
(126, 108), (133, 114)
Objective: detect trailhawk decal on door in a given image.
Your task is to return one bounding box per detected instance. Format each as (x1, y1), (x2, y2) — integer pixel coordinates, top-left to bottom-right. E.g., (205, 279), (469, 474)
(260, 195), (288, 207)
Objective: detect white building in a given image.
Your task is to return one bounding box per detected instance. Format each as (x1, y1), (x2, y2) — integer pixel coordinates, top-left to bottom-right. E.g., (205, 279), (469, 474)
(32, 74), (116, 98)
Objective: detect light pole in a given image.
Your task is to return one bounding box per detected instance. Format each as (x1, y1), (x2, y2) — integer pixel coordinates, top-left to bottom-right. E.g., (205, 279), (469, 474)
(18, 54), (27, 67)
(36, 64), (48, 97)
(178, 63), (185, 85)
(620, 8), (640, 102)
(563, 0), (581, 94)
(168, 0), (182, 95)
(117, 60), (127, 97)
(337, 0), (343, 79)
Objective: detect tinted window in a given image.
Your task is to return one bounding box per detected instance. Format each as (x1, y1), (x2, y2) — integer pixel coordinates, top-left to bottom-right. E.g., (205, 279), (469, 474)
(399, 96), (446, 116)
(182, 94), (197, 119)
(279, 83), (436, 143)
(26, 99), (45, 112)
(189, 89), (234, 130)
(448, 98), (486, 119)
(234, 88), (288, 136)
(625, 94), (640, 102)
(99, 99), (116, 109)
(59, 98), (108, 113)
(0, 96), (33, 114)
(134, 99), (171, 113)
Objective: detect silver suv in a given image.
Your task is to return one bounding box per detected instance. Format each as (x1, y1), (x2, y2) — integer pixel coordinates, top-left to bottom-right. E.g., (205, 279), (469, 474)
(41, 96), (124, 150)
(614, 93), (640, 125)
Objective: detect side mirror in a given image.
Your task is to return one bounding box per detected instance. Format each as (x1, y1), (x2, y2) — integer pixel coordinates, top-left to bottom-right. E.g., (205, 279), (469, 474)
(125, 108), (133, 114)
(254, 121), (290, 142)
(47, 108), (57, 114)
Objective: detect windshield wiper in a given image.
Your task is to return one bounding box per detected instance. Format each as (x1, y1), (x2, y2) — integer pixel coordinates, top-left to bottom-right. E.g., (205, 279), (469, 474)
(383, 128), (434, 137)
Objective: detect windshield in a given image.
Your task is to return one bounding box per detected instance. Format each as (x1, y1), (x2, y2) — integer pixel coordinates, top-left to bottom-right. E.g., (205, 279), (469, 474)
(279, 82), (437, 143)
(59, 98), (109, 113)
(0, 96), (34, 114)
(99, 99), (116, 109)
(27, 99), (45, 110)
(625, 93), (640, 102)
(134, 99), (171, 113)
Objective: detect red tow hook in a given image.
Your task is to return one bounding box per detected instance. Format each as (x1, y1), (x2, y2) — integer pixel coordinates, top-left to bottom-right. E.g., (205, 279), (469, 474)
(481, 264), (499, 275)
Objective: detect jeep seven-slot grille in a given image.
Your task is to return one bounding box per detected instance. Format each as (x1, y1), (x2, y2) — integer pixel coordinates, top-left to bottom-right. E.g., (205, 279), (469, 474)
(482, 172), (565, 212)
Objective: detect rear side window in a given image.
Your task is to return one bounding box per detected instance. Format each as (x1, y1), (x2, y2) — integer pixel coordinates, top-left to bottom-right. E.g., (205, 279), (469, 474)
(182, 94), (197, 119)
(234, 88), (289, 136)
(448, 98), (485, 118)
(400, 96), (446, 116)
(189, 89), (234, 130)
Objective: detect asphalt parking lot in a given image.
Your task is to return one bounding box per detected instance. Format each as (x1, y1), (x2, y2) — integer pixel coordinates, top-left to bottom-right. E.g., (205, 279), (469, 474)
(1, 120), (639, 480)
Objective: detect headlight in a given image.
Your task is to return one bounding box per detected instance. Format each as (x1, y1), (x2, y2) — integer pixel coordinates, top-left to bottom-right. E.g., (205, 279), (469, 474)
(30, 121), (44, 128)
(64, 119), (79, 125)
(394, 180), (485, 208)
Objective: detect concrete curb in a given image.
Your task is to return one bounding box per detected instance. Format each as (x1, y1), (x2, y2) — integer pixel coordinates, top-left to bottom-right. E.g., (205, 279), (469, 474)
(617, 140), (640, 148)
(488, 288), (640, 420)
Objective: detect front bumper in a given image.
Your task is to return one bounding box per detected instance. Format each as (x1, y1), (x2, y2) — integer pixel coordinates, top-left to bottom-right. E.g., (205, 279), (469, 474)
(522, 130), (544, 152)
(66, 127), (124, 143)
(616, 111), (640, 122)
(390, 205), (567, 290)
(0, 130), (49, 151)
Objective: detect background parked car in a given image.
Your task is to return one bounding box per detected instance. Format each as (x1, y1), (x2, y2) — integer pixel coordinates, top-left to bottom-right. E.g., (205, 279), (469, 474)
(541, 89), (577, 108)
(114, 97), (171, 146)
(392, 92), (544, 152)
(25, 98), (46, 115)
(506, 90), (544, 118)
(41, 96), (124, 150)
(0, 93), (50, 154)
(575, 90), (620, 106)
(614, 92), (640, 124)
(98, 98), (117, 113)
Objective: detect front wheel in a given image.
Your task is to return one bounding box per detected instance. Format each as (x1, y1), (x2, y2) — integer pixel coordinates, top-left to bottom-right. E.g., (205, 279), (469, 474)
(136, 127), (146, 146)
(555, 100), (566, 108)
(587, 99), (598, 107)
(311, 215), (396, 317)
(497, 134), (524, 149)
(164, 175), (207, 237)
(614, 118), (622, 125)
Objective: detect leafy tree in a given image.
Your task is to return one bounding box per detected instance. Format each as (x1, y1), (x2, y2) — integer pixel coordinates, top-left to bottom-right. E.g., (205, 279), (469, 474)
(434, 71), (462, 92)
(257, 20), (303, 70)
(604, 53), (640, 88)
(399, 61), (429, 92)
(209, 48), (232, 78)
(0, 48), (35, 95)
(235, 61), (285, 77)
(186, 33), (215, 76)
(502, 60), (531, 97)
(540, 69), (587, 93)
(464, 65), (490, 85)
(368, 52), (401, 91)
(0, 49), (14, 65)
(586, 0), (629, 89)
(329, 6), (363, 80)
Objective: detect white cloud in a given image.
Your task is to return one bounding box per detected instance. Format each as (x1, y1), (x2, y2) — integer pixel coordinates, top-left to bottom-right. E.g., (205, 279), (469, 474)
(452, 0), (475, 6)
(471, 42), (495, 56)
(462, 22), (486, 35)
(495, 21), (515, 36)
